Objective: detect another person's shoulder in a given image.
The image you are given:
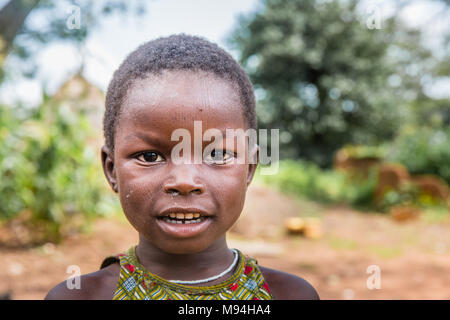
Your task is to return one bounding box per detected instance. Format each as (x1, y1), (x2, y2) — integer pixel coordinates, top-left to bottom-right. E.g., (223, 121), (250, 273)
(259, 265), (319, 300)
(45, 263), (120, 300)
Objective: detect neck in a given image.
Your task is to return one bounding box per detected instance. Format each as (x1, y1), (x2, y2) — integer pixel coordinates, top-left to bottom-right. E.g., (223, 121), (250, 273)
(135, 235), (236, 283)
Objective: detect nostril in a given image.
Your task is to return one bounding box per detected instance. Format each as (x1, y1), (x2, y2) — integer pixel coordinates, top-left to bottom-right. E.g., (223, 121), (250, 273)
(166, 188), (180, 196)
(165, 187), (203, 195)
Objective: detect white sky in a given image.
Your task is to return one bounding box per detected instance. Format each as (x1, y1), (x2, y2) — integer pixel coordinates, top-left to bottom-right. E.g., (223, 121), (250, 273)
(0, 0), (448, 107)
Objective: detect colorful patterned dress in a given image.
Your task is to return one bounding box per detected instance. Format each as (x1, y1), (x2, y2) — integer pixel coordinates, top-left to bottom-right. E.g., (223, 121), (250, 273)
(100, 246), (273, 300)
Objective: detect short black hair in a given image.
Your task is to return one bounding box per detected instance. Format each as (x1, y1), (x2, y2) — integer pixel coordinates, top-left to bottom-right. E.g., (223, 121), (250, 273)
(103, 33), (257, 154)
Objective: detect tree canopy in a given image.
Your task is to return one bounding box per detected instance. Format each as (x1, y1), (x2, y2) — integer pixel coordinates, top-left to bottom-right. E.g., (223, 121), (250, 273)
(0, 0), (146, 81)
(229, 0), (438, 167)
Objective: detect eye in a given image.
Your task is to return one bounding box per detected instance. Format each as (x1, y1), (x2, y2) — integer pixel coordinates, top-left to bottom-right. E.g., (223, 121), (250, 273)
(136, 151), (164, 163)
(204, 149), (235, 164)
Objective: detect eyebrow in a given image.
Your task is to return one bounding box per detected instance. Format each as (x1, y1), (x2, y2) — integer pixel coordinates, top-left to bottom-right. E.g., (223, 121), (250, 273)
(125, 129), (243, 147)
(124, 132), (169, 149)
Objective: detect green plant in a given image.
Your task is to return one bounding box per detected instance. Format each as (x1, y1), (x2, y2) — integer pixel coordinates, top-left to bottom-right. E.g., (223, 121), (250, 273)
(0, 100), (119, 243)
(260, 160), (342, 203)
(341, 167), (378, 209)
(259, 159), (377, 208)
(258, 159), (447, 215)
(378, 182), (421, 212)
(388, 127), (450, 184)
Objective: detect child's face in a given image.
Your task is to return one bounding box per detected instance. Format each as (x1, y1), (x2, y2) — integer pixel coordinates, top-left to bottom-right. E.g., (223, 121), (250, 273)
(102, 70), (257, 254)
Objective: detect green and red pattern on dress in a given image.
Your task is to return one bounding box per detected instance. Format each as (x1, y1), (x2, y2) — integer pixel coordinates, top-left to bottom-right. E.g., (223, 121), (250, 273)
(103, 246), (273, 300)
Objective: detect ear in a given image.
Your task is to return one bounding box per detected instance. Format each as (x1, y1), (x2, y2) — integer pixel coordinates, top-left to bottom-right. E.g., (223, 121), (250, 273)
(246, 144), (259, 187)
(101, 145), (118, 193)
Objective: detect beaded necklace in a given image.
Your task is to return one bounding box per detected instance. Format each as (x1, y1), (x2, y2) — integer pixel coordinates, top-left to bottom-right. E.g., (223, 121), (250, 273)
(168, 249), (239, 284)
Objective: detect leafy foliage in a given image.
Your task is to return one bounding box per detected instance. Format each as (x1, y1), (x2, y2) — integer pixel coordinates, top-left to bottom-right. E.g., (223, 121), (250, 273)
(229, 0), (432, 167)
(388, 127), (450, 184)
(259, 158), (448, 213)
(0, 99), (119, 242)
(259, 160), (378, 209)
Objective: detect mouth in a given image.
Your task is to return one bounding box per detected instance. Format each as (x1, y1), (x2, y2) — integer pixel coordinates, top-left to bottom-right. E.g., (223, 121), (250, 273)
(158, 212), (208, 224)
(156, 208), (213, 238)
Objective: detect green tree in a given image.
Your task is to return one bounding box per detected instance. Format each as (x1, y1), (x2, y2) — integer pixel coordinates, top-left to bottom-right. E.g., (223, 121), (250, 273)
(0, 0), (146, 80)
(229, 0), (433, 167)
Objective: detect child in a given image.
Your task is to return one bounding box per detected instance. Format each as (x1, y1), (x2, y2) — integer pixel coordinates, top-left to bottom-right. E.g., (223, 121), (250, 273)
(45, 34), (319, 300)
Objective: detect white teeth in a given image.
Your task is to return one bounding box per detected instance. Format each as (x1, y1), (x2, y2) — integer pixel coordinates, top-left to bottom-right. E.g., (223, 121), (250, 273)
(162, 215), (205, 224)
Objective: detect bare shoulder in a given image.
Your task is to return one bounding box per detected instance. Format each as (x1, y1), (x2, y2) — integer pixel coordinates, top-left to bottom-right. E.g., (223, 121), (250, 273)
(45, 263), (120, 300)
(259, 265), (319, 300)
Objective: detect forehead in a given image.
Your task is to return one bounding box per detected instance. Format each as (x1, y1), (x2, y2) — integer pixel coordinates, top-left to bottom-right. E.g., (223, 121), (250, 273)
(117, 70), (246, 137)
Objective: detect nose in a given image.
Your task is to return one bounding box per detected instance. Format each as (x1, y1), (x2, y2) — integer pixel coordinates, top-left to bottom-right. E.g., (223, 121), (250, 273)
(164, 164), (205, 196)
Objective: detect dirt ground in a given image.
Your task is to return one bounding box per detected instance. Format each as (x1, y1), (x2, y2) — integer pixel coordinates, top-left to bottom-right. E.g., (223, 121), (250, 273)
(1, 183), (449, 300)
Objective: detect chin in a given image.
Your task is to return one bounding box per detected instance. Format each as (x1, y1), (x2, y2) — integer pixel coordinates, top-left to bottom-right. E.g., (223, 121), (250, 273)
(156, 240), (214, 255)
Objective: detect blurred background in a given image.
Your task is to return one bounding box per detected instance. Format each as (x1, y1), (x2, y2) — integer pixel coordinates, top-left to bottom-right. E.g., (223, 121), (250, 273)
(0, 0), (449, 300)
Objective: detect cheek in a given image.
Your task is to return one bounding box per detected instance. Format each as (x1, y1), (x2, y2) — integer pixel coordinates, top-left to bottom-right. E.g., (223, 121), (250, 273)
(116, 166), (162, 224)
(213, 165), (249, 221)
